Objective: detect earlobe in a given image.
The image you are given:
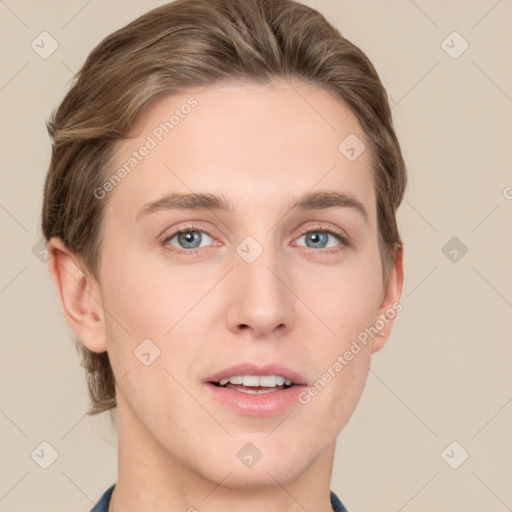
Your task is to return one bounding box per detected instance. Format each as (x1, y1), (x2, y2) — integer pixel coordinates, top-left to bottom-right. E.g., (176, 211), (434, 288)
(372, 244), (404, 353)
(46, 237), (108, 353)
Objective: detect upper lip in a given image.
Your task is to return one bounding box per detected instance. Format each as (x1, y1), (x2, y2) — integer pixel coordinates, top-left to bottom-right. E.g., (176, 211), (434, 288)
(204, 362), (308, 386)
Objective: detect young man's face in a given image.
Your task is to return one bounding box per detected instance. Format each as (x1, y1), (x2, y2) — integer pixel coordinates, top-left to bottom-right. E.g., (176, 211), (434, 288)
(78, 80), (402, 486)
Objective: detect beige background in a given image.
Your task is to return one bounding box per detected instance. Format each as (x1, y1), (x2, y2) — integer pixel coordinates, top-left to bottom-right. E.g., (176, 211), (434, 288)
(1, 0), (511, 511)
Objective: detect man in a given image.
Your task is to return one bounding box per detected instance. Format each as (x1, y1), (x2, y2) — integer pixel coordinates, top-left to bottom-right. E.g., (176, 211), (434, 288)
(43, 1), (406, 510)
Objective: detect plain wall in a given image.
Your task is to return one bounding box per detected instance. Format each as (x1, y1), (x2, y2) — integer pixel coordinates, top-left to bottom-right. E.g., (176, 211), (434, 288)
(1, 0), (511, 510)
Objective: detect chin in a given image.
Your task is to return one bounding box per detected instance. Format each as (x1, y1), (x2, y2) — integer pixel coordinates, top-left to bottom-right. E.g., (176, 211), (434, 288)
(189, 440), (314, 490)
(214, 460), (306, 490)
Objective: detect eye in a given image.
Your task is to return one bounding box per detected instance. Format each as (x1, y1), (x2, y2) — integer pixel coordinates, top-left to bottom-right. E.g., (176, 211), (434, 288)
(160, 223), (349, 256)
(295, 224), (349, 253)
(162, 227), (214, 255)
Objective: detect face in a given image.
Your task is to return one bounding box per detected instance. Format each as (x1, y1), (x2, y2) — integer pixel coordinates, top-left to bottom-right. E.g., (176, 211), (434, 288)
(90, 80), (401, 487)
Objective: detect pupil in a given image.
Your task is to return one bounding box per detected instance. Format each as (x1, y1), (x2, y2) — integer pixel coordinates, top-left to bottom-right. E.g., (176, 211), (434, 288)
(307, 232), (327, 248)
(179, 230), (200, 248)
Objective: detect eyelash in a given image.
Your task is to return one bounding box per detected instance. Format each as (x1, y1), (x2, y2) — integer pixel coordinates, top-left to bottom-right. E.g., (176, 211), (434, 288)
(160, 223), (350, 256)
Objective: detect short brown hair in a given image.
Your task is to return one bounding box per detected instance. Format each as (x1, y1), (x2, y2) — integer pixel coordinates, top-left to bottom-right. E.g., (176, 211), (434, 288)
(42, 0), (407, 416)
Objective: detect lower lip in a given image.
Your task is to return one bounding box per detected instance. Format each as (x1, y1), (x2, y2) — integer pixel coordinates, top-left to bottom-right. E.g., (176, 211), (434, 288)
(204, 383), (308, 417)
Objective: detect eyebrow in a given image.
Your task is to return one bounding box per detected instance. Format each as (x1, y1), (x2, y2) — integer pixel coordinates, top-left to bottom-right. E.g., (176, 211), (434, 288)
(136, 190), (369, 224)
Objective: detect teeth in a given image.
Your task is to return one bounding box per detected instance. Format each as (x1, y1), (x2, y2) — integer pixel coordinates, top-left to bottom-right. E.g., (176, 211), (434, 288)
(260, 375), (278, 387)
(217, 375), (294, 387)
(243, 375), (260, 387)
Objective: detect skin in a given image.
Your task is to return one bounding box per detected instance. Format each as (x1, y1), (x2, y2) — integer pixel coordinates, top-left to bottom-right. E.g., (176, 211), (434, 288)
(48, 79), (403, 512)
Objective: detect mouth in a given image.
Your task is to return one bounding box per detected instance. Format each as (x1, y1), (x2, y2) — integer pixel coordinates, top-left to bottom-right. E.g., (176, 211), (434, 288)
(203, 363), (308, 416)
(209, 374), (296, 394)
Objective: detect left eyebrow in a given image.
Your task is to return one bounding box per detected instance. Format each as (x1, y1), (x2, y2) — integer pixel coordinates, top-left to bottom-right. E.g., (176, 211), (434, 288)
(288, 190), (369, 224)
(136, 190), (369, 224)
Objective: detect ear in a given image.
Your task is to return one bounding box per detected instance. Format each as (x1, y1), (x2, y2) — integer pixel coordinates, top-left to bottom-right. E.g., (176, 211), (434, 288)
(46, 237), (108, 353)
(371, 243), (404, 353)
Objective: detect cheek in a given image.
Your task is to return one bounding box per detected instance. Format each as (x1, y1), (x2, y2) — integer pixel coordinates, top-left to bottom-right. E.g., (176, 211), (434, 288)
(98, 247), (186, 339)
(332, 347), (372, 427)
(297, 247), (381, 412)
(304, 247), (383, 341)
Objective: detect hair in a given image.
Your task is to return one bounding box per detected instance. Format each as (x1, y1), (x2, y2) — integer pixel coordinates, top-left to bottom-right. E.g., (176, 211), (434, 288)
(42, 0), (407, 416)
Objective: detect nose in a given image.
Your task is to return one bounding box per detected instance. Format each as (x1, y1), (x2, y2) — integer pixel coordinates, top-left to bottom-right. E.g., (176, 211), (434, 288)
(224, 241), (295, 339)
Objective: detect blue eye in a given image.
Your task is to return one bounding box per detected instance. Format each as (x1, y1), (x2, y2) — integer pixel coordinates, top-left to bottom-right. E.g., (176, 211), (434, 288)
(301, 231), (332, 249)
(161, 224), (348, 256)
(164, 229), (213, 253)
(297, 230), (341, 250)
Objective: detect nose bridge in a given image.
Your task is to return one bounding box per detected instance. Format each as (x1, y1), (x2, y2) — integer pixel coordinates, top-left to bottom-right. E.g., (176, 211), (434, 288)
(226, 231), (294, 336)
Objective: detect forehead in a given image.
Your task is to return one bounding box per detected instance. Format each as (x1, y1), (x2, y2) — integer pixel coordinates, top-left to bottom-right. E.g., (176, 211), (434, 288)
(105, 79), (376, 222)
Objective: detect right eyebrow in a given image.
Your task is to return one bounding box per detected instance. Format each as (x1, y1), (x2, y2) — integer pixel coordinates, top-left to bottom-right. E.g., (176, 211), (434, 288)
(136, 192), (234, 221)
